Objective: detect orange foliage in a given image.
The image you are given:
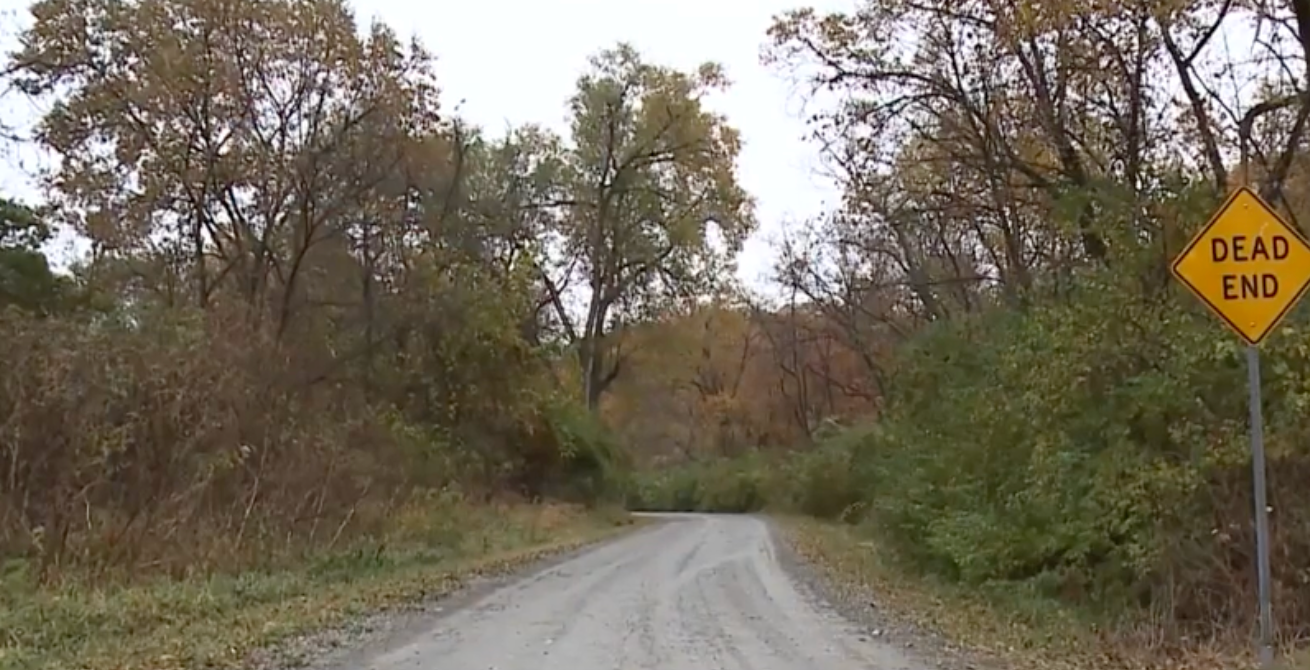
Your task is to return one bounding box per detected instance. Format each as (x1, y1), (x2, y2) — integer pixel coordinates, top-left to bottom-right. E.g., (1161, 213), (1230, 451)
(600, 301), (882, 465)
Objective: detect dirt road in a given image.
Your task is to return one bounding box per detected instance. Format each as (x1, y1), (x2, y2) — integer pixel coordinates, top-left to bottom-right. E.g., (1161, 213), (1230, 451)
(332, 513), (927, 670)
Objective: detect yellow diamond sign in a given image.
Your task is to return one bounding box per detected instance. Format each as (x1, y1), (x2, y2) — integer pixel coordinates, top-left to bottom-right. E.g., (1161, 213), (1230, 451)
(1171, 186), (1310, 346)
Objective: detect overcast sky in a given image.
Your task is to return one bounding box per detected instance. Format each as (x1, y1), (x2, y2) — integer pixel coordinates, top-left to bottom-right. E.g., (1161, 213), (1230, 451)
(0, 0), (853, 290)
(0, 0), (1266, 291)
(361, 0), (852, 289)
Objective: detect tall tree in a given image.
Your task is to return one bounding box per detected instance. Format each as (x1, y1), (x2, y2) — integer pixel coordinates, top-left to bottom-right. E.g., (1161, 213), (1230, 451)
(550, 44), (757, 409)
(10, 0), (443, 337)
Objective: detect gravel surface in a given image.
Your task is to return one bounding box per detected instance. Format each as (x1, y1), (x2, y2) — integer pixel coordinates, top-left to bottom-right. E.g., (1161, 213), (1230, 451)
(765, 520), (993, 670)
(243, 531), (640, 670)
(251, 513), (989, 669)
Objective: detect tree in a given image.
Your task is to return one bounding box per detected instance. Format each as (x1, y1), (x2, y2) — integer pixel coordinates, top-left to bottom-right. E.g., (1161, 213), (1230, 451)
(752, 0), (1310, 643)
(766, 0), (1310, 304)
(546, 44), (757, 409)
(11, 0), (443, 336)
(0, 198), (72, 314)
(0, 0), (638, 583)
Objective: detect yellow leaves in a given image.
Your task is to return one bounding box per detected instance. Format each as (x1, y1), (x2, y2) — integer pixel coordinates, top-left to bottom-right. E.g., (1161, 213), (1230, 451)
(994, 0), (1104, 41)
(700, 389), (741, 418)
(693, 61), (730, 91)
(16, 0), (443, 246)
(762, 8), (818, 59)
(1013, 0), (1039, 30)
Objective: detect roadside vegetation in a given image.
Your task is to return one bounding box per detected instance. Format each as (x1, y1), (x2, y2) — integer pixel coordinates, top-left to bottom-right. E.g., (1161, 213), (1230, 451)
(3, 500), (629, 669)
(617, 1), (1310, 669)
(0, 0), (748, 665)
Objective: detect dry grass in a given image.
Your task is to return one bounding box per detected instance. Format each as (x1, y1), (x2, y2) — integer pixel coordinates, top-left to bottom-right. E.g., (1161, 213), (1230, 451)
(1, 499), (636, 670)
(0, 310), (421, 579)
(0, 283), (636, 670)
(776, 516), (1264, 670)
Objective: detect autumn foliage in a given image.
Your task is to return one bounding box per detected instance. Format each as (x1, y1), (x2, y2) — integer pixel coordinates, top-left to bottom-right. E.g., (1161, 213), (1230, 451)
(602, 299), (878, 464)
(0, 0), (753, 579)
(623, 0), (1310, 659)
(7, 0), (1310, 663)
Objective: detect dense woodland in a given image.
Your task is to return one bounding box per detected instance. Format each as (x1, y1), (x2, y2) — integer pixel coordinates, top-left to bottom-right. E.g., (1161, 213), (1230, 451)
(5, 0), (1310, 660)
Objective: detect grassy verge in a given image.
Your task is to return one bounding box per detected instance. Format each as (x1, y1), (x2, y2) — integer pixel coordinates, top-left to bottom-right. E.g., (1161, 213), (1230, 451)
(2, 499), (636, 670)
(775, 516), (1249, 670)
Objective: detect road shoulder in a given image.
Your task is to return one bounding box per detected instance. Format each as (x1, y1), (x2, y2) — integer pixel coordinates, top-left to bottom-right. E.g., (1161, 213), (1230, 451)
(4, 503), (645, 670)
(766, 515), (1006, 670)
(267, 515), (662, 670)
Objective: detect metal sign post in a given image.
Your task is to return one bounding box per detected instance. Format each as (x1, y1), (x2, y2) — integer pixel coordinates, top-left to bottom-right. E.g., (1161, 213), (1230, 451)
(1246, 345), (1273, 667)
(1170, 186), (1310, 667)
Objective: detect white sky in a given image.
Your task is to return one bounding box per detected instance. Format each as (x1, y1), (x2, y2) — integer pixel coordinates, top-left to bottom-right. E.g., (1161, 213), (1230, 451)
(0, 0), (1269, 293)
(0, 0), (853, 291)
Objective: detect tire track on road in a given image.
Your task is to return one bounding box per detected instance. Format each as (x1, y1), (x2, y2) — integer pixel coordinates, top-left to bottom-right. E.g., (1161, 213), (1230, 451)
(327, 513), (934, 670)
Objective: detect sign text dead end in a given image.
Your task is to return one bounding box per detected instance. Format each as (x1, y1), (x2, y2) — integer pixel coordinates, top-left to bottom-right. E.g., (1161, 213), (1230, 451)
(1170, 186), (1310, 346)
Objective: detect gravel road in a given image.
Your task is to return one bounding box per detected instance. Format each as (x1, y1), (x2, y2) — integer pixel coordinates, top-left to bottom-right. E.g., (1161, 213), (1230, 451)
(327, 513), (929, 670)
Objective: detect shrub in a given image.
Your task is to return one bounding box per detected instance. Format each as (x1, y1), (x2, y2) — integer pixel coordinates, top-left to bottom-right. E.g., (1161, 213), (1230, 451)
(0, 301), (628, 581)
(0, 308), (417, 577)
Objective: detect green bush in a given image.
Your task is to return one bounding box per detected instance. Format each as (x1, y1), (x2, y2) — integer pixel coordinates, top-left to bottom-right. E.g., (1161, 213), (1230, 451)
(789, 267), (1310, 634)
(786, 429), (867, 521)
(537, 394), (631, 505)
(626, 260), (1310, 637)
(625, 453), (772, 513)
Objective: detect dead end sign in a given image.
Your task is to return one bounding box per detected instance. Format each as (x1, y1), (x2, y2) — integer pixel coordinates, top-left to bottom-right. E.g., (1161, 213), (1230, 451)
(1171, 186), (1310, 346)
